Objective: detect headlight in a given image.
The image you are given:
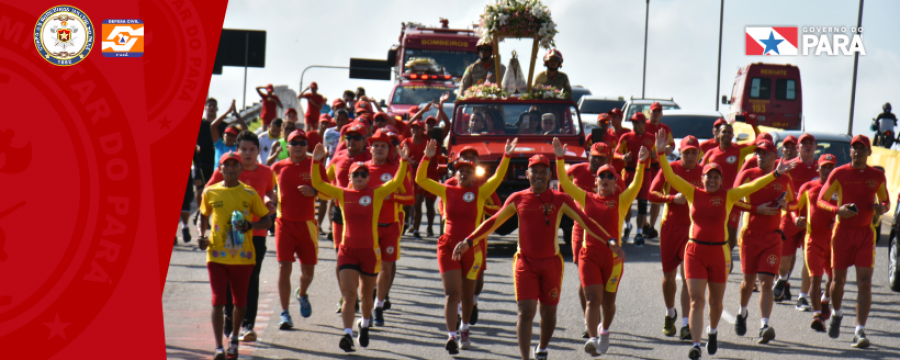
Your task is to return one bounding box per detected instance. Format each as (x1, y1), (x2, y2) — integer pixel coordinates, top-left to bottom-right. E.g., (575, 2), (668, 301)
(475, 166), (486, 177)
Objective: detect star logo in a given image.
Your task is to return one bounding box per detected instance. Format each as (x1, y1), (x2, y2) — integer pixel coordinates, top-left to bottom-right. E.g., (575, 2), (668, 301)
(759, 31), (784, 55)
(43, 313), (71, 340)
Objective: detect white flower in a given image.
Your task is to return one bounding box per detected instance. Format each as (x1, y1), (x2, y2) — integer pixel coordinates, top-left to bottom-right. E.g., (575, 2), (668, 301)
(543, 91), (554, 99)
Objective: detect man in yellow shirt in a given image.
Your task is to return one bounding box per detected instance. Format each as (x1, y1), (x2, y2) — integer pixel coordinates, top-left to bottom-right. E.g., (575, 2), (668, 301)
(199, 151), (272, 360)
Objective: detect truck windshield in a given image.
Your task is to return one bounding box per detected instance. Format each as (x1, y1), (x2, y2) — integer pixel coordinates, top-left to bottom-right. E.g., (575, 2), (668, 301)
(660, 115), (719, 139)
(405, 49), (478, 77)
(453, 103), (582, 136)
(392, 85), (457, 105)
(626, 103), (680, 119)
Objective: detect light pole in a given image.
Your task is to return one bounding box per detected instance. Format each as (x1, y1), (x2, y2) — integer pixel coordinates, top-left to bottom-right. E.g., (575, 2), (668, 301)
(715, 0), (724, 111)
(847, 0), (864, 136)
(641, 0), (650, 98)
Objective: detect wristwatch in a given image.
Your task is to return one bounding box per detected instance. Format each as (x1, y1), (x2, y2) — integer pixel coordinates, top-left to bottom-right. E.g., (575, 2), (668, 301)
(607, 239), (617, 247)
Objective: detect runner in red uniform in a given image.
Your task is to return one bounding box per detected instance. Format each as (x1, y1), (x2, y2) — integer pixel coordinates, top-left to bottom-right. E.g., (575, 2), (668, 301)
(582, 113), (620, 152)
(654, 130), (796, 360)
(365, 129), (415, 326)
(402, 119), (438, 239)
(698, 118), (726, 154)
(554, 138), (643, 357)
(643, 102), (676, 241)
(732, 139), (797, 344)
(270, 130), (327, 330)
(773, 134), (820, 307)
(794, 154), (837, 332)
(416, 138), (515, 353)
(311, 143), (410, 352)
(454, 155), (612, 360)
(701, 121), (761, 251)
(615, 113), (658, 246)
(649, 136), (703, 340)
(817, 135), (890, 347)
(566, 141), (624, 338)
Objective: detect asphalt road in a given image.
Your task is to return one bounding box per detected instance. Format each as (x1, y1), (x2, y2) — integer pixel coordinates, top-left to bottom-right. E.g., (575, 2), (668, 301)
(165, 208), (900, 360)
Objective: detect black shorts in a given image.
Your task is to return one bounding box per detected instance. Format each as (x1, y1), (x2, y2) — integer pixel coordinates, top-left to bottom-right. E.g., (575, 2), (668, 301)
(331, 204), (343, 225)
(182, 176), (194, 211)
(195, 164), (215, 189)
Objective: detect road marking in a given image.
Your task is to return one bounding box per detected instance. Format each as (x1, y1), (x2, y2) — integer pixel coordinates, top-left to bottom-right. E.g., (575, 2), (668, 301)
(721, 310), (736, 325)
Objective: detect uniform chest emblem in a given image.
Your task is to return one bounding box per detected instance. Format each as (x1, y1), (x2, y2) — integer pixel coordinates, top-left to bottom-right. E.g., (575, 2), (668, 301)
(866, 179), (876, 189)
(772, 182), (783, 191)
(359, 196), (372, 206)
(831, 192), (839, 201)
(726, 155), (737, 164)
(463, 192), (475, 202)
(605, 200), (617, 207)
(710, 197), (723, 206)
(381, 173), (393, 182)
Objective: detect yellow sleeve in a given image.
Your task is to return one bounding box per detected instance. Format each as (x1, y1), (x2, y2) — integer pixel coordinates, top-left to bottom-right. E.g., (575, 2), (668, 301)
(249, 188), (269, 218)
(374, 160), (408, 199)
(199, 188), (212, 216)
(415, 157), (447, 199)
(479, 155), (511, 199)
(796, 188), (809, 216)
(620, 161), (645, 209)
(658, 154), (695, 203)
(312, 160), (342, 199)
(556, 158), (587, 205)
(468, 203), (517, 248)
(326, 162), (337, 183)
(728, 172), (776, 202)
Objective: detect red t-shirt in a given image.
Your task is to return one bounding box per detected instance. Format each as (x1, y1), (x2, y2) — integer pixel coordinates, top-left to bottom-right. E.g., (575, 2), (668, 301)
(699, 139), (718, 154)
(302, 93), (325, 127)
(818, 164), (890, 228)
(260, 94), (281, 125)
(271, 157), (326, 222)
(734, 167), (796, 237)
(780, 158), (820, 235)
(797, 179), (836, 240)
(615, 131), (656, 170)
(649, 160), (703, 226)
(365, 160), (414, 223)
(644, 121), (675, 164)
(443, 177), (503, 216)
(207, 164), (276, 236)
(701, 143), (758, 191)
(306, 130), (322, 151)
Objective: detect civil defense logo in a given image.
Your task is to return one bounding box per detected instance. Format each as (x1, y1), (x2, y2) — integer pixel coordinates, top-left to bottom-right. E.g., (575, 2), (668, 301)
(746, 26), (865, 56)
(101, 19), (144, 57)
(34, 6), (94, 66)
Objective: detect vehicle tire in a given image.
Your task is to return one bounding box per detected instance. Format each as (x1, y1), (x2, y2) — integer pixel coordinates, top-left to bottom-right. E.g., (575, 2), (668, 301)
(889, 235), (900, 292)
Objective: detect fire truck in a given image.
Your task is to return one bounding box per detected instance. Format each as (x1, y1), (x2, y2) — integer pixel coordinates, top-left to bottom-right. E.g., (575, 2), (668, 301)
(723, 63), (803, 130)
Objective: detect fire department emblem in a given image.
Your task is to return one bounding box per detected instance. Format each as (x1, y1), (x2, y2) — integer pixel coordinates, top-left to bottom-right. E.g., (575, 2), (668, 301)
(549, 288), (559, 299)
(463, 192), (475, 202)
(767, 254), (778, 265)
(359, 195), (372, 206)
(773, 182), (783, 191)
(710, 197), (723, 206)
(386, 246), (395, 255)
(726, 155), (737, 164)
(381, 173), (393, 182)
(34, 6), (94, 66)
(865, 179), (877, 189)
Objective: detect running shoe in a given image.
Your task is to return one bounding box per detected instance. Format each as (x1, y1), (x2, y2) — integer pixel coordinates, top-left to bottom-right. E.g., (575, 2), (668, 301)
(224, 316), (233, 338)
(634, 233), (645, 247)
(427, 227), (434, 237)
(782, 283), (792, 302)
(213, 348), (226, 360)
(599, 333), (611, 355)
(851, 329), (870, 348)
(533, 347), (548, 360)
(734, 311), (747, 336)
(795, 297), (811, 311)
(680, 326), (691, 340)
(471, 304), (479, 325)
(445, 336), (459, 354)
(688, 344), (701, 360)
(225, 339), (239, 360)
(643, 225), (658, 240)
(773, 279), (787, 301)
(413, 231), (422, 240)
(663, 309), (677, 336)
(300, 294), (312, 318)
(384, 294), (392, 310)
(339, 333), (356, 352)
(828, 314), (842, 339)
(357, 318), (370, 348)
(335, 298), (343, 314)
(757, 325), (775, 344)
(181, 227), (191, 243)
(810, 314), (826, 332)
(460, 329), (471, 349)
(581, 326), (589, 339)
(707, 331), (718, 355)
(373, 307), (385, 327)
(238, 327), (257, 342)
(279, 311), (293, 330)
(622, 223), (632, 241)
(821, 301), (831, 320)
(583, 338), (600, 357)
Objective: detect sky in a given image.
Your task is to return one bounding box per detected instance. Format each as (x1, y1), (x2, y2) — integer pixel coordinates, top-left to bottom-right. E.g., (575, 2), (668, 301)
(208, 0), (900, 137)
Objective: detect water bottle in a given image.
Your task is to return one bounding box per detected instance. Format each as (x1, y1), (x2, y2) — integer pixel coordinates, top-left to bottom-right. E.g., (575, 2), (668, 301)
(231, 210), (246, 246)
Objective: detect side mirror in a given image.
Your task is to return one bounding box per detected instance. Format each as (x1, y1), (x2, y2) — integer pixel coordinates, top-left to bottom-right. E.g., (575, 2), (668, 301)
(721, 95), (728, 105)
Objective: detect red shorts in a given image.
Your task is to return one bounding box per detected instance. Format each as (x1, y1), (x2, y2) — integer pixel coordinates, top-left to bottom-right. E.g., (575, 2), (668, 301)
(624, 170), (651, 200)
(805, 234), (833, 278)
(437, 235), (483, 280)
(378, 223), (401, 262)
(684, 240), (731, 283)
(333, 222), (343, 249)
(276, 218), (319, 264)
(660, 221), (691, 273)
(337, 246), (380, 276)
(781, 229), (805, 256)
(728, 211), (740, 229)
(572, 224), (584, 264)
(207, 262), (254, 307)
(739, 230), (782, 275)
(480, 237), (488, 272)
(578, 245), (624, 292)
(831, 224), (876, 270)
(513, 253), (564, 305)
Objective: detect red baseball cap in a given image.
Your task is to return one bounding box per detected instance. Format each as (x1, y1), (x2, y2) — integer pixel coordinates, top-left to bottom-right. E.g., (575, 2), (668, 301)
(357, 113), (373, 125)
(368, 129), (393, 145)
(650, 102), (662, 111)
(595, 164), (620, 179)
(702, 162), (723, 176)
(332, 99), (346, 108)
(758, 132), (773, 142)
(527, 154), (550, 168)
(285, 108), (297, 116)
(343, 122), (367, 136)
(713, 118), (727, 127)
(355, 100), (373, 114)
(410, 119), (425, 128)
(265, 84), (274, 92)
(408, 105), (420, 116)
(680, 135), (700, 152)
(424, 116), (438, 125)
(219, 151), (242, 166)
(590, 142), (610, 157)
(630, 112), (647, 122)
(457, 146), (479, 159)
(782, 135), (799, 146)
(455, 159), (476, 170)
(348, 161), (369, 174)
(755, 139), (778, 154)
(851, 134), (871, 148)
(818, 153), (837, 166)
(597, 113), (610, 123)
(310, 81), (318, 89)
(319, 113), (333, 122)
(609, 107), (623, 116)
(224, 126), (240, 136)
(798, 133), (816, 144)
(287, 129), (307, 142)
(373, 112), (389, 123)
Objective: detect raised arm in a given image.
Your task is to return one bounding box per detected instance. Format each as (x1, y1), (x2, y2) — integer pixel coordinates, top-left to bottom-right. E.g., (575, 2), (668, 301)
(310, 144), (343, 199)
(620, 147), (649, 207)
(655, 130), (695, 203)
(209, 100), (235, 143)
(552, 137), (586, 203)
(729, 160), (796, 202)
(480, 138), (515, 197)
(374, 144), (410, 198)
(458, 197), (518, 258)
(648, 167), (673, 204)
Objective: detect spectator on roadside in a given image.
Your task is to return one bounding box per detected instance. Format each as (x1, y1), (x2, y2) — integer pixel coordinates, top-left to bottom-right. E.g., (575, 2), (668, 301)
(210, 99), (248, 164)
(300, 82), (326, 130)
(325, 110), (349, 159)
(258, 118), (283, 164)
(256, 84), (282, 133)
(266, 119), (298, 166)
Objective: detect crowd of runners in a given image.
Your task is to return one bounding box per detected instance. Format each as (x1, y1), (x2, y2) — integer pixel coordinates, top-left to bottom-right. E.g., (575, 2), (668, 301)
(183, 73), (890, 360)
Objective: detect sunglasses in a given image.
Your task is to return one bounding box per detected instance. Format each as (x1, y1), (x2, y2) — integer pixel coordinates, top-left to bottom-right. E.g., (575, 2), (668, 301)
(351, 171), (369, 178)
(346, 135), (365, 141)
(597, 173), (616, 180)
(289, 141), (307, 147)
